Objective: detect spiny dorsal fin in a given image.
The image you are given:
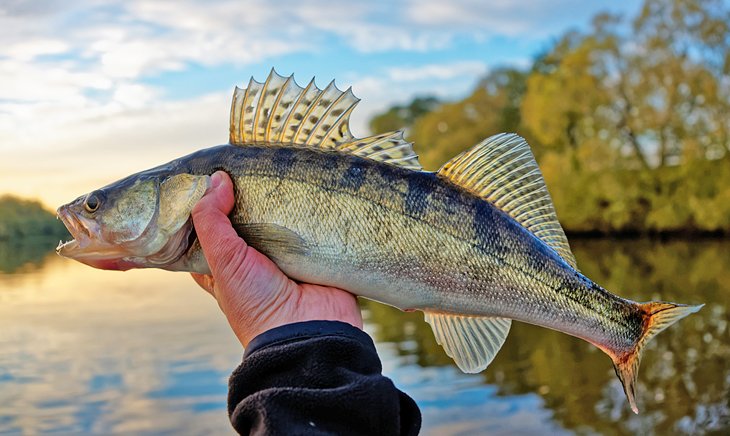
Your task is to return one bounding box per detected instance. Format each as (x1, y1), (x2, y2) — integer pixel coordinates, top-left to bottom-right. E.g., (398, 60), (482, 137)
(229, 69), (422, 170)
(424, 311), (511, 373)
(438, 133), (577, 269)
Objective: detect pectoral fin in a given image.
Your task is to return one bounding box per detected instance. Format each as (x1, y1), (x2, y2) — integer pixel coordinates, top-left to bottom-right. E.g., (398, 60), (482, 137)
(424, 311), (511, 373)
(235, 223), (309, 260)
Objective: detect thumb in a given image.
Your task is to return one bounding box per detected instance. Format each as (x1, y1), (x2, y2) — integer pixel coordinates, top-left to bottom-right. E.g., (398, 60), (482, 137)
(191, 171), (248, 276)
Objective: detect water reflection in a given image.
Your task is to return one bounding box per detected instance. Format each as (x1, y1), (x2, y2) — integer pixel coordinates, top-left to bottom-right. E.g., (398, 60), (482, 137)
(0, 252), (242, 435)
(0, 238), (58, 274)
(0, 239), (728, 434)
(363, 239), (730, 435)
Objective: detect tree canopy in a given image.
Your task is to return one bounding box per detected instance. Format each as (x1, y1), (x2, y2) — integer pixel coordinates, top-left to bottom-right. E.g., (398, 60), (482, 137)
(0, 195), (69, 241)
(369, 0), (730, 235)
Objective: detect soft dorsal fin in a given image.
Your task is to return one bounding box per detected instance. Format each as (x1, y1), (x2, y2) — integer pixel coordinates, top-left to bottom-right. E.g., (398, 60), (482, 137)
(438, 133), (577, 269)
(424, 311), (511, 373)
(229, 69), (422, 170)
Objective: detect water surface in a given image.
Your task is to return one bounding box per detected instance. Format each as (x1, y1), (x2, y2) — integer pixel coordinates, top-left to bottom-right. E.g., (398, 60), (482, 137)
(0, 239), (727, 435)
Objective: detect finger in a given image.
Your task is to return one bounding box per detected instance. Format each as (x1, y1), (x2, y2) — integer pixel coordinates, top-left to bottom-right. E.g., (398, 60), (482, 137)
(191, 171), (248, 276)
(190, 273), (216, 296)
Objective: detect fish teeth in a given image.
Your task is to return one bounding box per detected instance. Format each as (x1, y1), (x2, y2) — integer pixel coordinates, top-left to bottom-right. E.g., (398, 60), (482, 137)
(56, 239), (74, 250)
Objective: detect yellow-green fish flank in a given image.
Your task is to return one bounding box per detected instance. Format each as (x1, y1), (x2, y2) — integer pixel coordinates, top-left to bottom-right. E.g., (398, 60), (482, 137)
(56, 70), (702, 414)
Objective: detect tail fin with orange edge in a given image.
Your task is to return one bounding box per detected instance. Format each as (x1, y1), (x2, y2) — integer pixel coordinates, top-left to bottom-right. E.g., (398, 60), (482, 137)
(611, 301), (703, 414)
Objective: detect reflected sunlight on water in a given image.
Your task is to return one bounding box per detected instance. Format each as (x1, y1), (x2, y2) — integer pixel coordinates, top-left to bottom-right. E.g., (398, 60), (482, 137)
(0, 239), (728, 435)
(0, 251), (241, 434)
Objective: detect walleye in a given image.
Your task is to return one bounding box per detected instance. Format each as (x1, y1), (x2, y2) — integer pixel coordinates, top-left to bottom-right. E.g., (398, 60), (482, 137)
(57, 69), (702, 413)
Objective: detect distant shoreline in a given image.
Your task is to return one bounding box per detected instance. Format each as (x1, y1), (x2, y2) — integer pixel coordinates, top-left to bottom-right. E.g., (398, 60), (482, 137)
(0, 195), (69, 242)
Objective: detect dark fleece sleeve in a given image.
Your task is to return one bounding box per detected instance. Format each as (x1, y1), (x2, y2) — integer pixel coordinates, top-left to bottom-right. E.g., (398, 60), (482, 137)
(227, 320), (421, 435)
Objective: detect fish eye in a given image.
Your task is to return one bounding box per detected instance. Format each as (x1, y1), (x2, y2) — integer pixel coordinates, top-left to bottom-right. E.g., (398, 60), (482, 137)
(84, 192), (101, 213)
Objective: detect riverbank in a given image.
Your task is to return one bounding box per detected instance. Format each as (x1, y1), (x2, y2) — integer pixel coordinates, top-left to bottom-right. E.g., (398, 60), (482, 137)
(0, 195), (69, 242)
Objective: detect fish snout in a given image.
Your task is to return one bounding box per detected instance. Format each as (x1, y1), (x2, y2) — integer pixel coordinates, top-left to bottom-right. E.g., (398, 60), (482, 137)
(56, 205), (98, 255)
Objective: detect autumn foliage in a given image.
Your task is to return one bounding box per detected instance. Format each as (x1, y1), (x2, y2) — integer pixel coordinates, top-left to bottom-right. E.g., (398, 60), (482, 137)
(370, 0), (730, 235)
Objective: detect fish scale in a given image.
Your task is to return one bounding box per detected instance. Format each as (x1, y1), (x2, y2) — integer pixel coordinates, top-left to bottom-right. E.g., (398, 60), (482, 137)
(56, 70), (703, 414)
(213, 145), (627, 338)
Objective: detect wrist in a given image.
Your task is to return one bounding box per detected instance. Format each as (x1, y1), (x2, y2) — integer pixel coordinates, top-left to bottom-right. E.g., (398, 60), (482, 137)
(218, 280), (363, 348)
(243, 320), (373, 357)
(230, 311), (362, 348)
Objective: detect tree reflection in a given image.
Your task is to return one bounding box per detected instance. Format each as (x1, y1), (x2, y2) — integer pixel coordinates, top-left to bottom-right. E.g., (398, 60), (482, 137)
(0, 239), (57, 273)
(4, 237), (727, 433)
(362, 239), (730, 434)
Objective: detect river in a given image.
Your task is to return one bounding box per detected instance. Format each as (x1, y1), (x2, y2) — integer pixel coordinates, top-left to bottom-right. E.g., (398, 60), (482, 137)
(0, 239), (727, 435)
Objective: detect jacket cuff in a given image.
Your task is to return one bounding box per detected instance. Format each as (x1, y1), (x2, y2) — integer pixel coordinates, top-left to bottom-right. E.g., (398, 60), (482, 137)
(244, 320), (373, 358)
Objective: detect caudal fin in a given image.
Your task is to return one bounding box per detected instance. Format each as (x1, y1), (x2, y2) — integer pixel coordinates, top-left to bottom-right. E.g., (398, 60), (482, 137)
(612, 301), (703, 414)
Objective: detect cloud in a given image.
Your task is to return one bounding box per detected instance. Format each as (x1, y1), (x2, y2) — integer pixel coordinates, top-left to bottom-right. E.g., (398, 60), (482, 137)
(0, 57), (484, 208)
(387, 61), (488, 82)
(1, 0), (637, 207)
(406, 0), (540, 35)
(404, 0), (627, 37)
(0, 0), (605, 114)
(0, 0), (587, 87)
(5, 38), (70, 61)
(347, 61), (488, 136)
(0, 91), (229, 208)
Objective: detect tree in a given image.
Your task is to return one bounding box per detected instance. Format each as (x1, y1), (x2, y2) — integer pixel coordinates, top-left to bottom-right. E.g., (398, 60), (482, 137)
(369, 96), (440, 135)
(410, 67), (528, 170)
(522, 0), (730, 170)
(368, 0), (730, 234)
(0, 195), (69, 241)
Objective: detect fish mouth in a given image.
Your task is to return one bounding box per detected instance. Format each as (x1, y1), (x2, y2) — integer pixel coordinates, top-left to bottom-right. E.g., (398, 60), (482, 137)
(56, 206), (92, 255)
(55, 206), (135, 270)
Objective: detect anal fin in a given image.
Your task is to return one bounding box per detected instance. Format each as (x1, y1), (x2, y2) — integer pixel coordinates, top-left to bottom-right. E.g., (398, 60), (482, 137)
(424, 312), (511, 373)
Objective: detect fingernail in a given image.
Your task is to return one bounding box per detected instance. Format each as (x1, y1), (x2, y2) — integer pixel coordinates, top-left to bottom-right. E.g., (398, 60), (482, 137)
(211, 172), (223, 189)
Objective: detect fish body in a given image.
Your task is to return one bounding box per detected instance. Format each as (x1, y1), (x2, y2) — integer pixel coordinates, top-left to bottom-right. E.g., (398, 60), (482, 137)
(56, 70), (702, 413)
(173, 144), (640, 355)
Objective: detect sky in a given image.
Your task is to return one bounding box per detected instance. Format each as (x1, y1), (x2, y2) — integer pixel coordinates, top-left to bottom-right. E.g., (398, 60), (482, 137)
(0, 0), (642, 209)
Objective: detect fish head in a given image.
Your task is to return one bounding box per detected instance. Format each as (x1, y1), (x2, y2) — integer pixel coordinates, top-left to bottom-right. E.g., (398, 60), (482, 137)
(56, 170), (210, 271)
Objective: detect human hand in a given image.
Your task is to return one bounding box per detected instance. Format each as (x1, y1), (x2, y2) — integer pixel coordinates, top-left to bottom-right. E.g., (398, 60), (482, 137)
(190, 171), (363, 347)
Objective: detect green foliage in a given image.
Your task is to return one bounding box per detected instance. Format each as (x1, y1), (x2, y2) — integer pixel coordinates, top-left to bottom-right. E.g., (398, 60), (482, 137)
(409, 68), (528, 170)
(368, 0), (730, 234)
(540, 153), (730, 234)
(368, 96), (440, 135)
(0, 195), (69, 241)
(522, 1), (730, 169)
